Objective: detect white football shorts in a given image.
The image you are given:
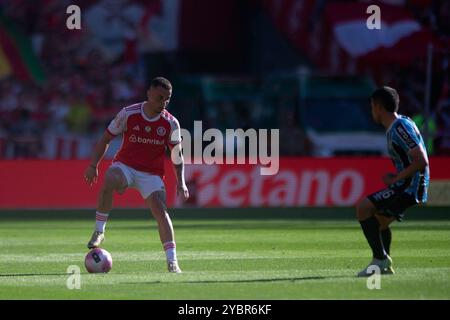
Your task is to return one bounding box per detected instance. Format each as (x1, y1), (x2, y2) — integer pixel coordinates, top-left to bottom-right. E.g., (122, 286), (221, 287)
(110, 161), (165, 199)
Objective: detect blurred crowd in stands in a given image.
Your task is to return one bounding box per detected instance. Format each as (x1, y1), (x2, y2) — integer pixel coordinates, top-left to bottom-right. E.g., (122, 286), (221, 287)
(0, 0), (148, 158)
(0, 0), (449, 158)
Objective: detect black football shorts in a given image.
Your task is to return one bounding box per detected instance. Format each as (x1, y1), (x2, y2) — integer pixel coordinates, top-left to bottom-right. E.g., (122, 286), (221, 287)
(367, 187), (418, 221)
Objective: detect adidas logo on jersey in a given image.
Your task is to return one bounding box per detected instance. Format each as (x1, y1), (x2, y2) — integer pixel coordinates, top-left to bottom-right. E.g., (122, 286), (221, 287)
(133, 125), (140, 131)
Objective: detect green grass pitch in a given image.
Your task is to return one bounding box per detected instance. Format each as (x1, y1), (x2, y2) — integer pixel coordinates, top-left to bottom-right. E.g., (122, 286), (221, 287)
(0, 208), (449, 299)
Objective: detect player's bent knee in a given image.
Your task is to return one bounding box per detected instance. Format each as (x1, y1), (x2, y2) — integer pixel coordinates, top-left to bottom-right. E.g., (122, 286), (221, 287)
(103, 168), (126, 191)
(375, 215), (394, 230)
(356, 198), (375, 221)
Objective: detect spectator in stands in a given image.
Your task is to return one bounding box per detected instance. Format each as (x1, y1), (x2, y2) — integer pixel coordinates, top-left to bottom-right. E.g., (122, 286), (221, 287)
(412, 113), (437, 155)
(66, 94), (93, 134)
(0, 120), (8, 158)
(47, 93), (70, 134)
(0, 78), (21, 113)
(9, 108), (42, 158)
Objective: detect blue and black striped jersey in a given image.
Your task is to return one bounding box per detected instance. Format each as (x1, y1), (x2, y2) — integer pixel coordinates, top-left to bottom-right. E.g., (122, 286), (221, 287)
(386, 115), (429, 203)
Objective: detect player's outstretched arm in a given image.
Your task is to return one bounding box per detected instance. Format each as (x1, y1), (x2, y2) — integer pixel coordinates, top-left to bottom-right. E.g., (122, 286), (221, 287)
(84, 131), (115, 186)
(383, 145), (429, 185)
(170, 143), (189, 201)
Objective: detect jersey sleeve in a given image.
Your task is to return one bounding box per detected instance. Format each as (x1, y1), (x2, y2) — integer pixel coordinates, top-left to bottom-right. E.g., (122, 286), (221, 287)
(167, 117), (182, 146)
(393, 120), (420, 152)
(107, 108), (127, 136)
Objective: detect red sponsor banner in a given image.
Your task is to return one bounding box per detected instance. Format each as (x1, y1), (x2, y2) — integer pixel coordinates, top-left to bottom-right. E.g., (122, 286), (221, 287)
(0, 158), (449, 209)
(0, 160), (167, 209)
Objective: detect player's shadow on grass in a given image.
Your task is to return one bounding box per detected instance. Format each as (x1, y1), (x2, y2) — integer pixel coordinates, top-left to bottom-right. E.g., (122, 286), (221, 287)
(180, 276), (328, 284)
(125, 275), (349, 285)
(0, 273), (67, 277)
(116, 223), (358, 231)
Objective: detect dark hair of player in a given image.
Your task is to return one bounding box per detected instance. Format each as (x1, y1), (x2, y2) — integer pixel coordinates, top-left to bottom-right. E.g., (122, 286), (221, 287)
(150, 77), (172, 91)
(370, 86), (399, 113)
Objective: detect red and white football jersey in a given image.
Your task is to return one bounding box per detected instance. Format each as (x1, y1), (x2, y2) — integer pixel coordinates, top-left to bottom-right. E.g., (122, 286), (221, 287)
(106, 102), (181, 177)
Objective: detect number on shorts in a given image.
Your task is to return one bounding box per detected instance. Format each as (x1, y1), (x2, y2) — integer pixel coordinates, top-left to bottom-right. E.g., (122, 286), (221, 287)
(381, 189), (395, 199)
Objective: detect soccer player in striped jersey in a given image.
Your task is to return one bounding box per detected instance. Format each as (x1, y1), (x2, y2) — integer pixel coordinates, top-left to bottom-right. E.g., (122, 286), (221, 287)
(356, 86), (430, 277)
(83, 77), (189, 273)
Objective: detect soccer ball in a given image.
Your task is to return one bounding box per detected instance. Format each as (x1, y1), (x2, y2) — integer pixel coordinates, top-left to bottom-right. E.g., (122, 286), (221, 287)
(85, 248), (113, 273)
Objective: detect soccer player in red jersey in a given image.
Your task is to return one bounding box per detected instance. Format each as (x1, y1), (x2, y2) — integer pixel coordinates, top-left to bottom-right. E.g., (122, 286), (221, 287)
(83, 77), (189, 273)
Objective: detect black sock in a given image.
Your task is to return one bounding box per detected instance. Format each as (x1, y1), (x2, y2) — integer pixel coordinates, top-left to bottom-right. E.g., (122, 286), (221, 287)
(359, 216), (387, 260)
(381, 228), (392, 256)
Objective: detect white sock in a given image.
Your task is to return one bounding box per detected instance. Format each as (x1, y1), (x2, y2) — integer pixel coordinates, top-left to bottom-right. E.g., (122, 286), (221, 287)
(95, 212), (109, 233)
(163, 241), (177, 262)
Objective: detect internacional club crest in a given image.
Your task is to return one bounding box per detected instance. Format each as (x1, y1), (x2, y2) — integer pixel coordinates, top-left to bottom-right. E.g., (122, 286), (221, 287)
(157, 127), (166, 136)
